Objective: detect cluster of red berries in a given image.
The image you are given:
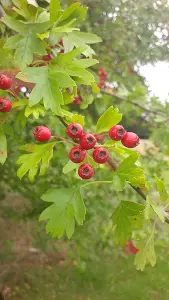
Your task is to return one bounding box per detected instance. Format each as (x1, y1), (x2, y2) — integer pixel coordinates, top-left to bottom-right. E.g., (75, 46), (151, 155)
(0, 75), (12, 112)
(97, 67), (107, 89)
(33, 123), (139, 180)
(125, 240), (139, 255)
(109, 125), (139, 148)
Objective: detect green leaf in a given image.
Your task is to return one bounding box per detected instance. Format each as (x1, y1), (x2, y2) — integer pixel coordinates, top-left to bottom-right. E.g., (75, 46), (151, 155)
(67, 32), (102, 45)
(145, 196), (165, 223)
(0, 128), (7, 165)
(58, 2), (87, 25)
(16, 142), (56, 180)
(39, 188), (86, 238)
(61, 109), (85, 126)
(3, 16), (50, 68)
(112, 201), (145, 245)
(17, 66), (76, 114)
(24, 104), (45, 119)
(62, 160), (77, 174)
(134, 231), (156, 271)
(96, 106), (122, 133)
(155, 175), (168, 203)
(115, 153), (147, 188)
(50, 0), (61, 23)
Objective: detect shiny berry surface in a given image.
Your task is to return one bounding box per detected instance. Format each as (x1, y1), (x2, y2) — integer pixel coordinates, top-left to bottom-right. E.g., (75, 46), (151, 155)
(0, 97), (12, 112)
(121, 132), (139, 148)
(33, 126), (51, 142)
(78, 164), (94, 179)
(0, 75), (12, 90)
(92, 147), (110, 164)
(109, 125), (126, 141)
(66, 123), (83, 139)
(80, 133), (97, 150)
(69, 147), (86, 163)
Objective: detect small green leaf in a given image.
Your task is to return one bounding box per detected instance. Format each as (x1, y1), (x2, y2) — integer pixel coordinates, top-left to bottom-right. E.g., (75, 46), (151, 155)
(96, 106), (122, 133)
(115, 153), (147, 188)
(145, 196), (165, 223)
(112, 201), (145, 245)
(134, 231), (156, 271)
(50, 0), (61, 23)
(0, 128), (7, 165)
(62, 160), (77, 174)
(40, 188), (86, 238)
(155, 175), (168, 203)
(16, 142), (56, 180)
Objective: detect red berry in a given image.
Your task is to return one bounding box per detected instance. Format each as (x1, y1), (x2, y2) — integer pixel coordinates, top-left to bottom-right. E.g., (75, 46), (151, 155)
(109, 125), (126, 141)
(0, 97), (12, 112)
(66, 123), (83, 139)
(0, 75), (12, 90)
(42, 53), (53, 61)
(121, 132), (139, 148)
(78, 164), (94, 179)
(69, 147), (86, 163)
(92, 147), (110, 164)
(80, 133), (97, 150)
(33, 126), (51, 142)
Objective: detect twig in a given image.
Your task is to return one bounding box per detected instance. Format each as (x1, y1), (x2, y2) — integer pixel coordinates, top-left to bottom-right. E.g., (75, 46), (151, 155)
(102, 90), (167, 117)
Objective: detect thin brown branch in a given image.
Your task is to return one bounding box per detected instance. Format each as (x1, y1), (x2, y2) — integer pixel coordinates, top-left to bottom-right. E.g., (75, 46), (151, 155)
(102, 90), (167, 117)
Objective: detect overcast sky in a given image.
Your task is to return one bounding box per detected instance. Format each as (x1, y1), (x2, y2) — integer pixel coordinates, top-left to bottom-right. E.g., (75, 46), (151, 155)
(140, 62), (169, 101)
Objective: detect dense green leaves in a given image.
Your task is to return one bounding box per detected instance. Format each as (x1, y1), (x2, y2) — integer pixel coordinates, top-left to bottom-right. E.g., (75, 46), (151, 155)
(0, 128), (7, 165)
(96, 106), (122, 133)
(134, 231), (156, 271)
(112, 201), (145, 245)
(16, 142), (56, 180)
(39, 188), (86, 238)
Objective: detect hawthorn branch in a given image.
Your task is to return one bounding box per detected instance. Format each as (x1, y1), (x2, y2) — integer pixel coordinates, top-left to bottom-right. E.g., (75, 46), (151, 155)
(57, 115), (169, 224)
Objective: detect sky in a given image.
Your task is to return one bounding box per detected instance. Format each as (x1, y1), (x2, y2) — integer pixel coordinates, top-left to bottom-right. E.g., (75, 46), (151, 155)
(140, 62), (169, 101)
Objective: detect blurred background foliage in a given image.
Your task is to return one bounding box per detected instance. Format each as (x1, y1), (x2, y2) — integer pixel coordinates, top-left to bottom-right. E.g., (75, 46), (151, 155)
(1, 0), (169, 299)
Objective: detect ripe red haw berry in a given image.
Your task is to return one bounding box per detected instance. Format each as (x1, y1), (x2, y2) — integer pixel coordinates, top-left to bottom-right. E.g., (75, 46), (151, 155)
(78, 164), (94, 179)
(0, 75), (12, 90)
(69, 147), (86, 163)
(66, 123), (83, 139)
(109, 125), (126, 141)
(121, 132), (139, 148)
(42, 53), (53, 61)
(0, 97), (12, 112)
(80, 133), (97, 150)
(33, 126), (51, 142)
(92, 147), (110, 164)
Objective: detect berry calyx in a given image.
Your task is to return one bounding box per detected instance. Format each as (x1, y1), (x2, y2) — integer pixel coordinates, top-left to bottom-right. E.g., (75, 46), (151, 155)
(78, 164), (94, 179)
(33, 126), (51, 142)
(121, 132), (139, 148)
(92, 147), (110, 164)
(42, 53), (53, 61)
(66, 123), (83, 139)
(0, 75), (12, 90)
(69, 147), (86, 163)
(0, 97), (12, 112)
(80, 133), (97, 150)
(109, 125), (126, 141)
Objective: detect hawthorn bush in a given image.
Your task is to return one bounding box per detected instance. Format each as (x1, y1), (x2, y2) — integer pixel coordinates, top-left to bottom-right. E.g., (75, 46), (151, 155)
(1, 0), (169, 272)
